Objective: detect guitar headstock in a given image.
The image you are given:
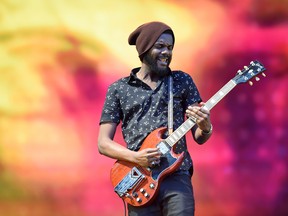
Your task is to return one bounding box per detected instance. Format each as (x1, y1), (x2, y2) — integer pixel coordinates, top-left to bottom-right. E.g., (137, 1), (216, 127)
(233, 60), (266, 85)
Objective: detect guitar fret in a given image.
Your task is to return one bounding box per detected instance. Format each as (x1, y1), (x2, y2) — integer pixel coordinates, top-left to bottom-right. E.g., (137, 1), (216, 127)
(175, 130), (182, 138)
(206, 80), (236, 110)
(166, 139), (173, 146)
(180, 127), (186, 133)
(172, 131), (181, 142)
(170, 136), (175, 143)
(166, 118), (196, 146)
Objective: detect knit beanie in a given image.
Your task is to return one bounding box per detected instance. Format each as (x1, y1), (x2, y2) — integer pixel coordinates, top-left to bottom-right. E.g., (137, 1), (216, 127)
(128, 21), (175, 61)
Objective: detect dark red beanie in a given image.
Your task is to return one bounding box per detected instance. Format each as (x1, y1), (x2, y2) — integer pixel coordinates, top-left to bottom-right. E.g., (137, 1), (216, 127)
(128, 21), (175, 60)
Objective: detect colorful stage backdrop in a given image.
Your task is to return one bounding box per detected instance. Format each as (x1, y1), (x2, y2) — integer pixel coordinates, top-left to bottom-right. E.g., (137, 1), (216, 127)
(0, 0), (287, 215)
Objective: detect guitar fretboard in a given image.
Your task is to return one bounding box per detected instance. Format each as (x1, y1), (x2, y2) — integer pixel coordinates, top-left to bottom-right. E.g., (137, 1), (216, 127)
(165, 80), (237, 147)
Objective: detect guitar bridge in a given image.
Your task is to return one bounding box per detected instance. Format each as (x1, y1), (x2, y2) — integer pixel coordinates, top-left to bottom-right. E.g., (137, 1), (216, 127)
(114, 167), (145, 197)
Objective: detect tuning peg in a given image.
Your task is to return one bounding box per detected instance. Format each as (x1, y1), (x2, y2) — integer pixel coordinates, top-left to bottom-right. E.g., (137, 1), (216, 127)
(262, 73), (266, 77)
(244, 66), (248, 70)
(255, 77), (260, 81)
(237, 69), (242, 74)
(249, 81), (253, 86)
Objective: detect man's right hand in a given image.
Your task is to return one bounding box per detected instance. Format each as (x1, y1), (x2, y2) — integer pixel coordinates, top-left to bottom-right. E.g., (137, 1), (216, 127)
(133, 148), (162, 167)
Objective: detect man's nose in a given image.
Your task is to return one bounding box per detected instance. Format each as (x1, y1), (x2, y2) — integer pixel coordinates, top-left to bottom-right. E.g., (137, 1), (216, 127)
(161, 47), (171, 55)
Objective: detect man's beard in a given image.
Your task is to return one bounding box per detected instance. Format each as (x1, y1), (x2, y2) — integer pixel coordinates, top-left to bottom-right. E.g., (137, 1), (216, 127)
(143, 54), (171, 77)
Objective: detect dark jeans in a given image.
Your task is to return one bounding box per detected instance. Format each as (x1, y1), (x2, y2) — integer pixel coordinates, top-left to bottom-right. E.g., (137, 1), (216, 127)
(128, 171), (195, 216)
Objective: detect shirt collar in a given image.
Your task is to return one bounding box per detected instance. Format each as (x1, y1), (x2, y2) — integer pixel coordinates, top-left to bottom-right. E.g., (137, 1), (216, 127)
(128, 67), (172, 84)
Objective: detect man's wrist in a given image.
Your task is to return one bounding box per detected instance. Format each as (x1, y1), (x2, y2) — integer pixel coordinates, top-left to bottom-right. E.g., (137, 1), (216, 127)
(202, 124), (213, 135)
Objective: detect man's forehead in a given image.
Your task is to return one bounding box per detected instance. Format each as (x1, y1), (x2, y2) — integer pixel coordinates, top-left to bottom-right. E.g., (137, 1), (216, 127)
(156, 33), (174, 43)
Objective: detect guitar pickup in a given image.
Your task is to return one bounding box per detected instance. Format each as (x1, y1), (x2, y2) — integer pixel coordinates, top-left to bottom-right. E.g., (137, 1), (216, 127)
(157, 141), (171, 155)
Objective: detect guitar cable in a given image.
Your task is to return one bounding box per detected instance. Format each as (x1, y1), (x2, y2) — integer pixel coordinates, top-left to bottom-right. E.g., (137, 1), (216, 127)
(122, 199), (128, 216)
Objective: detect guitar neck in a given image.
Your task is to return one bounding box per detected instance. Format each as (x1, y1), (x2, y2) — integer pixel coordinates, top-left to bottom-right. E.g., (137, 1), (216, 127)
(165, 79), (237, 147)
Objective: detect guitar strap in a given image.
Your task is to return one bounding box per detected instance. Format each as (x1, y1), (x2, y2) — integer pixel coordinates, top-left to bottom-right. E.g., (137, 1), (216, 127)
(168, 75), (173, 135)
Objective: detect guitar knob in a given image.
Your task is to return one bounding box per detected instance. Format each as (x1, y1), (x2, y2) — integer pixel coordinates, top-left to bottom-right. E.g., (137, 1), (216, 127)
(136, 197), (142, 203)
(144, 193), (150, 198)
(140, 188), (146, 193)
(249, 81), (253, 86)
(149, 183), (155, 189)
(124, 193), (132, 199)
(255, 77), (260, 81)
(262, 73), (266, 77)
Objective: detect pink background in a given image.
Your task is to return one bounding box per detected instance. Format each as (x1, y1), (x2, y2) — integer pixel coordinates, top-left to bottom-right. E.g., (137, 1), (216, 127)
(0, 0), (287, 215)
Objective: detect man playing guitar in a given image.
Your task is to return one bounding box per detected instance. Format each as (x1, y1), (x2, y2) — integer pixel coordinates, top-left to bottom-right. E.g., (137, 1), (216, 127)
(98, 21), (212, 216)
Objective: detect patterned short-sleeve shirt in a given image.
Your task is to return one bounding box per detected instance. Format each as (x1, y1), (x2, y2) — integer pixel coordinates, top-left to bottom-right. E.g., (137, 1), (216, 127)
(100, 67), (202, 171)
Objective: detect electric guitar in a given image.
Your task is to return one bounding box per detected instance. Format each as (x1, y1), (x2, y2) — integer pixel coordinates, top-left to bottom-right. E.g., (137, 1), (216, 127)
(110, 60), (266, 207)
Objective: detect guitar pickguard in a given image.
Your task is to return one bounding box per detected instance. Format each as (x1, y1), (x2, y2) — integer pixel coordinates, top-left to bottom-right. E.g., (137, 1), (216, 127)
(151, 151), (179, 180)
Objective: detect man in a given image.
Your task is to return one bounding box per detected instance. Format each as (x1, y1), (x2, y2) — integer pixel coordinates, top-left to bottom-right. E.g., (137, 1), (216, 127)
(98, 21), (212, 216)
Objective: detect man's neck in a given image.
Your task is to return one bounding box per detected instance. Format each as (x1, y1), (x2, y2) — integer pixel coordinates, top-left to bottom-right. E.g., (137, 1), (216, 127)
(137, 65), (160, 90)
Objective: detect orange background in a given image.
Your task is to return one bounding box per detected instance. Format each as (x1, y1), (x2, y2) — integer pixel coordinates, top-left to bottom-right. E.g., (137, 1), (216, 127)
(0, 0), (287, 215)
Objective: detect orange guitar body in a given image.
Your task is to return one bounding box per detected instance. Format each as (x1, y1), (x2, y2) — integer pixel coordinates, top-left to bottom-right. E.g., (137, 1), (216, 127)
(110, 127), (184, 207)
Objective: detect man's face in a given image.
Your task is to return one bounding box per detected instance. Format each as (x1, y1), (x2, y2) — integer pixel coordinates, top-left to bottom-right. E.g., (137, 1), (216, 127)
(143, 33), (173, 77)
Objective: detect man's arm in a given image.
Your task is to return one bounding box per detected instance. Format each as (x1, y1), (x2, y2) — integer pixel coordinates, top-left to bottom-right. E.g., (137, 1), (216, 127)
(98, 122), (161, 167)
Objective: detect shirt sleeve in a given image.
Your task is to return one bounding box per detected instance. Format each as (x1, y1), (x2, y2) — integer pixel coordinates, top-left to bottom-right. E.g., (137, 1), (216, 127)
(99, 82), (123, 125)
